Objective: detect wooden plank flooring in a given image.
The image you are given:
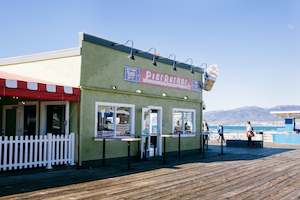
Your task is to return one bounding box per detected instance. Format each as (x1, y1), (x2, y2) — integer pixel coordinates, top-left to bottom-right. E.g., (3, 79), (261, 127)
(1, 144), (300, 200)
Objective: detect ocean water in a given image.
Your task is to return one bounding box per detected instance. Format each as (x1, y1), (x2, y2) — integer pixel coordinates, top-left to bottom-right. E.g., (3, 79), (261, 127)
(208, 125), (283, 133)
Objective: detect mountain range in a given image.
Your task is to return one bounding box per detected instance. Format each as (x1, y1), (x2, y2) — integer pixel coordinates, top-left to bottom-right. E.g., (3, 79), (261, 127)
(204, 105), (300, 125)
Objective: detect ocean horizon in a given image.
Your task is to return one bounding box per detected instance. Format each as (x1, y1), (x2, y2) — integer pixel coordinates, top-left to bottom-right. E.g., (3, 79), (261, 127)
(208, 125), (283, 133)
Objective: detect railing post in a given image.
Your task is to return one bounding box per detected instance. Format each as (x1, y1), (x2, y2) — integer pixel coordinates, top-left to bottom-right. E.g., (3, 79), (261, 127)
(178, 132), (181, 159)
(47, 133), (53, 169)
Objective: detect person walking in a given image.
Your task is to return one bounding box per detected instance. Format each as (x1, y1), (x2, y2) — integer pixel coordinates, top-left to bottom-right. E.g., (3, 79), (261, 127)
(246, 121), (254, 146)
(218, 124), (225, 142)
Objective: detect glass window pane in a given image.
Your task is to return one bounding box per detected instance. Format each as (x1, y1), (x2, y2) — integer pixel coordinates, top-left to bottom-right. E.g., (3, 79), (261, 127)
(97, 105), (115, 137)
(173, 110), (194, 134)
(173, 111), (183, 133)
(116, 107), (131, 136)
(183, 112), (193, 133)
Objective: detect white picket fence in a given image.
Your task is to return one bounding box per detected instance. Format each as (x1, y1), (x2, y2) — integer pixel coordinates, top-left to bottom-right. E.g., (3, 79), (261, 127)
(0, 133), (75, 171)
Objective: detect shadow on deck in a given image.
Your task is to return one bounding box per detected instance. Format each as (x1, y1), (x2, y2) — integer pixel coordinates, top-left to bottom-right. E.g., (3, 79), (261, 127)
(0, 144), (296, 197)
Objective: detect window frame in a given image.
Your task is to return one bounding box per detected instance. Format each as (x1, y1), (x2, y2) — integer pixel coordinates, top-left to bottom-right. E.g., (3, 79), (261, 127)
(172, 108), (196, 136)
(94, 102), (135, 138)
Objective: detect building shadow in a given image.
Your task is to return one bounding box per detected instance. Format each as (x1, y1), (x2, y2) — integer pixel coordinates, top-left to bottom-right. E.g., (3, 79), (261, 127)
(0, 145), (296, 197)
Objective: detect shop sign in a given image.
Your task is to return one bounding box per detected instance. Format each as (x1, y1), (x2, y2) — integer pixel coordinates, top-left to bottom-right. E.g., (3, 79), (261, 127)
(124, 66), (201, 92)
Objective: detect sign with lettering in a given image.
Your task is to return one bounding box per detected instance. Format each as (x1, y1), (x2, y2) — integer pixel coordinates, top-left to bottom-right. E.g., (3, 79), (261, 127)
(124, 66), (201, 92)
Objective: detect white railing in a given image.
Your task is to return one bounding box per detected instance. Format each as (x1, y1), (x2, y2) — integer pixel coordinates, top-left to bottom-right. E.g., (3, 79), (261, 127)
(0, 133), (75, 171)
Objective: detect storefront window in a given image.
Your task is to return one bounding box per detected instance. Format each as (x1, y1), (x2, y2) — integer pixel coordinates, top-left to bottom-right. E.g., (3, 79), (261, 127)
(97, 105), (115, 137)
(116, 107), (131, 136)
(96, 103), (135, 138)
(173, 109), (196, 135)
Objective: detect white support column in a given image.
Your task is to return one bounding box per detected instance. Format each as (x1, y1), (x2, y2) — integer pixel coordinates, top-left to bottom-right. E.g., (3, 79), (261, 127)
(70, 133), (75, 166)
(65, 101), (70, 134)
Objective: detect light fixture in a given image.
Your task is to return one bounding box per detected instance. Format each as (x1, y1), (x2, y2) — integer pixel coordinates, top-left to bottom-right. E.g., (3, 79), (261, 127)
(185, 58), (194, 74)
(184, 96), (188, 100)
(21, 101), (25, 105)
(162, 93), (167, 97)
(168, 54), (176, 71)
(112, 85), (117, 90)
(112, 40), (135, 60)
(135, 89), (142, 94)
(148, 48), (157, 66)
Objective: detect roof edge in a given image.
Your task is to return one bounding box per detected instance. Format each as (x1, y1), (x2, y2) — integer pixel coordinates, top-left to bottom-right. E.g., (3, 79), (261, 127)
(0, 48), (81, 66)
(80, 32), (204, 74)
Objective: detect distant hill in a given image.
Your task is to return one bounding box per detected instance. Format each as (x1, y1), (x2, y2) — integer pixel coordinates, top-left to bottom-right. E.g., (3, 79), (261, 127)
(204, 105), (300, 125)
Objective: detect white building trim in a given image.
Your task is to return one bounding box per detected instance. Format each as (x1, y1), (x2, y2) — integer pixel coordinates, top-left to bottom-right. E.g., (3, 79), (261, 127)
(0, 48), (81, 66)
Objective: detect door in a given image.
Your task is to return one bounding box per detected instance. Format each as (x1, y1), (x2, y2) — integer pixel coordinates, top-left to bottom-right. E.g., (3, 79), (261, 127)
(46, 105), (65, 135)
(5, 108), (16, 137)
(24, 106), (36, 136)
(141, 106), (162, 159)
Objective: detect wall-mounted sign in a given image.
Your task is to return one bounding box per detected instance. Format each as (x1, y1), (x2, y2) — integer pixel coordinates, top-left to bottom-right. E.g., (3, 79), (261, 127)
(124, 66), (201, 92)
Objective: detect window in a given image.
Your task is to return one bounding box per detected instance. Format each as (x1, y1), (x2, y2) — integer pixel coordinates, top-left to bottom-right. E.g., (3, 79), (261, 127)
(172, 108), (196, 135)
(95, 102), (135, 138)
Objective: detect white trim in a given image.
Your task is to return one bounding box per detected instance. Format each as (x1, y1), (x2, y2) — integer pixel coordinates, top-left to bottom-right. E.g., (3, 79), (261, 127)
(64, 86), (73, 94)
(94, 102), (136, 138)
(141, 106), (163, 158)
(27, 82), (38, 90)
(0, 48), (81, 66)
(46, 85), (56, 93)
(5, 80), (17, 88)
(172, 108), (196, 136)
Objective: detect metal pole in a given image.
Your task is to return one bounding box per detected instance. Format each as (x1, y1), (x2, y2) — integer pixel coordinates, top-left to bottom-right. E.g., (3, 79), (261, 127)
(220, 137), (224, 155)
(201, 132), (205, 158)
(127, 141), (131, 170)
(178, 132), (181, 159)
(163, 137), (166, 164)
(102, 138), (106, 166)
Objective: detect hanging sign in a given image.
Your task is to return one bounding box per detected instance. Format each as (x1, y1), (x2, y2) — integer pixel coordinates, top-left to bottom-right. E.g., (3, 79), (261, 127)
(124, 66), (201, 92)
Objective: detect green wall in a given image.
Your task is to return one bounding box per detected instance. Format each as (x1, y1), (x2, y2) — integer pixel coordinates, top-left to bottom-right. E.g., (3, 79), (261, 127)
(79, 40), (203, 162)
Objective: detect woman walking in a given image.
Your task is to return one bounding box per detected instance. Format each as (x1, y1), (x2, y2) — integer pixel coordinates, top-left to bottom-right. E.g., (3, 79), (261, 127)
(246, 121), (254, 146)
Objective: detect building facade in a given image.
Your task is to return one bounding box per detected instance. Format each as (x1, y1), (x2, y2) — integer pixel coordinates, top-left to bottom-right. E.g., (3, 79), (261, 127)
(0, 33), (204, 167)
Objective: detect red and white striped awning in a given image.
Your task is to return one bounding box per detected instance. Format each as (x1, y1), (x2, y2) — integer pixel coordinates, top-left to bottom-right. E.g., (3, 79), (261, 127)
(0, 72), (80, 102)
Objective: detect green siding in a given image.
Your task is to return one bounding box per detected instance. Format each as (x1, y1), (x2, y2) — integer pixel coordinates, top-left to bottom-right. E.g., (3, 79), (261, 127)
(79, 40), (203, 162)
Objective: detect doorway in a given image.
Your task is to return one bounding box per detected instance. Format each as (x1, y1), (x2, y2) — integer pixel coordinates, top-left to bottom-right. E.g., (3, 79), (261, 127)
(141, 106), (162, 159)
(5, 108), (17, 137)
(2, 104), (38, 137)
(24, 105), (37, 136)
(46, 105), (66, 135)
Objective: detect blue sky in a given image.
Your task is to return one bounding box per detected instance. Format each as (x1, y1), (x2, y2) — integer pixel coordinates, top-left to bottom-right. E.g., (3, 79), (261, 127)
(0, 0), (299, 111)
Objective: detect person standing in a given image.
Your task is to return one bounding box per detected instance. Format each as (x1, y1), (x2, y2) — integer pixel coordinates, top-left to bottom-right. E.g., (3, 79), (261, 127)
(218, 124), (225, 142)
(203, 121), (209, 132)
(246, 121), (254, 146)
(203, 121), (210, 149)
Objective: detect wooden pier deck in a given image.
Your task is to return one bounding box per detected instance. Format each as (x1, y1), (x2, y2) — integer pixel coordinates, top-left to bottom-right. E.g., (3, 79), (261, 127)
(1, 143), (300, 199)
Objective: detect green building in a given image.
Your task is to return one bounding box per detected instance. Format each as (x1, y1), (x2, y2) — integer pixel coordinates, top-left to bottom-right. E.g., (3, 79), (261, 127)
(0, 33), (204, 168)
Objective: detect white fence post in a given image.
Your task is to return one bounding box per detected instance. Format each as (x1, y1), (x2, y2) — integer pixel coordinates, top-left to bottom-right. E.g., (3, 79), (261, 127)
(46, 133), (53, 170)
